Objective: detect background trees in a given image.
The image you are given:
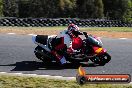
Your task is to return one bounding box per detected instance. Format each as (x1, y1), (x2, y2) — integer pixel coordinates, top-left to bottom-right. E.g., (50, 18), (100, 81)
(122, 0), (132, 22)
(58, 0), (76, 17)
(76, 0), (94, 18)
(0, 0), (3, 16)
(3, 0), (18, 17)
(1, 0), (132, 22)
(103, 0), (132, 22)
(92, 0), (104, 18)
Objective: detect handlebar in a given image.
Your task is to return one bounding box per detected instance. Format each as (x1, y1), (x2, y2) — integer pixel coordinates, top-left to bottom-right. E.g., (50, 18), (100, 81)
(82, 32), (88, 38)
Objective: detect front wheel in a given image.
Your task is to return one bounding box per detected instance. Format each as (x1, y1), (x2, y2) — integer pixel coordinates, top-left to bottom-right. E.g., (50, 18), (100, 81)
(91, 53), (111, 66)
(102, 53), (111, 63)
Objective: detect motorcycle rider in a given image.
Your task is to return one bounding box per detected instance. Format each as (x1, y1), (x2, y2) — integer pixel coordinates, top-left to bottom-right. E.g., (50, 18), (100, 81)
(50, 23), (83, 65)
(32, 23), (102, 65)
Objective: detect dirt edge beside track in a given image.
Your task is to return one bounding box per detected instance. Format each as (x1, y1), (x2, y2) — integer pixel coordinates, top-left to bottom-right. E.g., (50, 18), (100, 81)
(0, 27), (132, 38)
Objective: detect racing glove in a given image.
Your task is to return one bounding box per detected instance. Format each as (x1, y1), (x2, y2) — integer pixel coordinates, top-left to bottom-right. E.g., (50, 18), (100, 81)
(67, 47), (80, 54)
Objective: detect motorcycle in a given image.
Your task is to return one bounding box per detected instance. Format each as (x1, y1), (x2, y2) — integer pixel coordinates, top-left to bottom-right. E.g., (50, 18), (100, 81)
(32, 32), (111, 66)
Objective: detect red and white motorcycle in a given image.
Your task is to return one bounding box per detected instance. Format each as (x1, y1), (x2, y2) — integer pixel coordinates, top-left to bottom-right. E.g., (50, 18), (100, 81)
(32, 32), (111, 66)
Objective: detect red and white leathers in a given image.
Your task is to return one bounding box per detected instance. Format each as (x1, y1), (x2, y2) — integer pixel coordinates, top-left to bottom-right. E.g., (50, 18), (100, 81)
(51, 29), (83, 65)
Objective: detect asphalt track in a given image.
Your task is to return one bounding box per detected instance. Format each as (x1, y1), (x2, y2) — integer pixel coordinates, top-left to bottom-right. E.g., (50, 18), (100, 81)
(0, 34), (132, 78)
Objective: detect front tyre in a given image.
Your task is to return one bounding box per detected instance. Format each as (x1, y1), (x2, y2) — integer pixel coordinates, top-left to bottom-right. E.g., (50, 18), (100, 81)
(102, 53), (111, 63)
(91, 53), (111, 66)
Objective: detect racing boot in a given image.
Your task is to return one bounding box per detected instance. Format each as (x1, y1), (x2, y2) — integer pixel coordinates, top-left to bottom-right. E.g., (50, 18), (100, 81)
(51, 50), (67, 65)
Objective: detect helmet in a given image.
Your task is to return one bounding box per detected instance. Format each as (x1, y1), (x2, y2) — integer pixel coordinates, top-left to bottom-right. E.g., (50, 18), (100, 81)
(67, 24), (82, 37)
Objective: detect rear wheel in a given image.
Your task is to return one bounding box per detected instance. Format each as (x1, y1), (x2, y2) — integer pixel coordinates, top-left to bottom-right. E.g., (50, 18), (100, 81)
(34, 46), (52, 63)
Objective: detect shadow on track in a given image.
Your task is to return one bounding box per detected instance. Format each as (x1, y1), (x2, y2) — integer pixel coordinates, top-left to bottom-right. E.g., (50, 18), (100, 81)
(0, 61), (97, 71)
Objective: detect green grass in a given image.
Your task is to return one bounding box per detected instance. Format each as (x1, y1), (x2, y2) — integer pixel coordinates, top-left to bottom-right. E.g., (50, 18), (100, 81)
(80, 27), (132, 32)
(27, 27), (132, 32)
(28, 27), (132, 32)
(1, 26), (132, 32)
(0, 75), (131, 88)
(21, 27), (132, 32)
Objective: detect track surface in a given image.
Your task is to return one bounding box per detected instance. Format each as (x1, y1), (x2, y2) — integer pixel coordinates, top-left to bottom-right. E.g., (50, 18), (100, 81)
(0, 34), (132, 77)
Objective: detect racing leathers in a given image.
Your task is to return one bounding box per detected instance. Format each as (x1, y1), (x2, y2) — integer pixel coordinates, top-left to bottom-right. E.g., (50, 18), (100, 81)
(50, 29), (83, 65)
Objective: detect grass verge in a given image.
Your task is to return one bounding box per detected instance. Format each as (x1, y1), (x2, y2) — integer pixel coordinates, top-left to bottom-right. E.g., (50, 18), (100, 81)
(0, 75), (131, 88)
(81, 27), (132, 32)
(0, 26), (132, 32)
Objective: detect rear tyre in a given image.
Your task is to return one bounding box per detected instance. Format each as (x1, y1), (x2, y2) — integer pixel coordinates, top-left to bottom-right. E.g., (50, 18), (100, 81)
(34, 46), (52, 63)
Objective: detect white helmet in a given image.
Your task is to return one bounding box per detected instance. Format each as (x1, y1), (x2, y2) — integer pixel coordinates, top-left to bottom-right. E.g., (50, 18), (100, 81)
(67, 23), (81, 37)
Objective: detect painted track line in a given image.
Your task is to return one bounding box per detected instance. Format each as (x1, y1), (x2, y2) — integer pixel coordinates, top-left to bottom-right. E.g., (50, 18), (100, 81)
(119, 38), (128, 40)
(28, 34), (36, 36)
(7, 33), (16, 35)
(0, 72), (75, 80)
